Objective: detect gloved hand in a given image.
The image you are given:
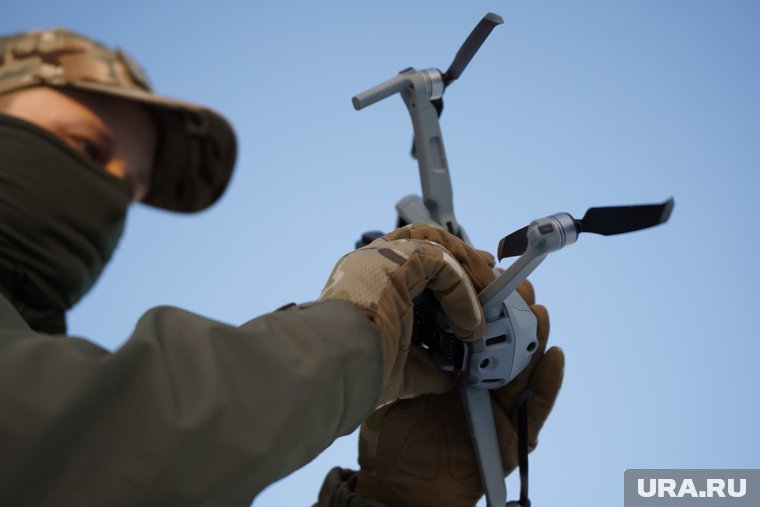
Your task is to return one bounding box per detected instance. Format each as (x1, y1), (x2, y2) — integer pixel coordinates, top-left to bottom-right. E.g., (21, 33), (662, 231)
(355, 279), (565, 507)
(319, 224), (494, 407)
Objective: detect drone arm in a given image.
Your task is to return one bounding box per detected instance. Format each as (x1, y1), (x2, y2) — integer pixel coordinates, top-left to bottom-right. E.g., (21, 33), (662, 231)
(400, 71), (461, 236)
(480, 250), (549, 322)
(480, 213), (578, 320)
(352, 71), (413, 110)
(461, 383), (507, 507)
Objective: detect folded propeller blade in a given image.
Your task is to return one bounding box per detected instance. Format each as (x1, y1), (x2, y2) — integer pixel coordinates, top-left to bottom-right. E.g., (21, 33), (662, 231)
(443, 12), (504, 86)
(497, 226), (528, 261)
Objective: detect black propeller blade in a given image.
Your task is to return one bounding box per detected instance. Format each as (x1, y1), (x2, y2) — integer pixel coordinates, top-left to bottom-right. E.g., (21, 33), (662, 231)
(412, 12), (503, 159)
(578, 198), (674, 236)
(497, 226), (528, 261)
(497, 198), (675, 260)
(443, 12), (504, 86)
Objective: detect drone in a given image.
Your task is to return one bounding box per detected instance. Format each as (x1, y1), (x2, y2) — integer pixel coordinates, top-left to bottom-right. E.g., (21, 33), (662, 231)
(353, 12), (673, 507)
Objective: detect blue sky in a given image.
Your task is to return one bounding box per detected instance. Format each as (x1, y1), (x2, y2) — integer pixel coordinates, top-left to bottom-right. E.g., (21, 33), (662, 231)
(3, 1), (759, 505)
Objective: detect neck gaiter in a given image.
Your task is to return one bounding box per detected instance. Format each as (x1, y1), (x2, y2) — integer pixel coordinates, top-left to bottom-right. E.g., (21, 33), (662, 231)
(0, 114), (128, 333)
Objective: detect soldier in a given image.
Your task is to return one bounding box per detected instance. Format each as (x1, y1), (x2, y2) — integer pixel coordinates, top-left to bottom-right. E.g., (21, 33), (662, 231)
(0, 28), (563, 506)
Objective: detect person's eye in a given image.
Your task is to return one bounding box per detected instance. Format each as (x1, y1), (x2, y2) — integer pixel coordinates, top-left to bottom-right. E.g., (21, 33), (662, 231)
(75, 138), (108, 166)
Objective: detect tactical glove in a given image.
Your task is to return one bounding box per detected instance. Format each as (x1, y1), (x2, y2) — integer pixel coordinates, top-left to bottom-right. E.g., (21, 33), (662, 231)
(355, 279), (565, 507)
(380, 224), (496, 291)
(319, 225), (494, 406)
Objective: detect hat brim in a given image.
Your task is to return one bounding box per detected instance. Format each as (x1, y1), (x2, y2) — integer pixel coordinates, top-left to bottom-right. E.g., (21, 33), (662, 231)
(66, 80), (237, 213)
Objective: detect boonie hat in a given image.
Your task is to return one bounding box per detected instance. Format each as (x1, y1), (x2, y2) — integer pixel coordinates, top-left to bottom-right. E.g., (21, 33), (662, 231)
(0, 28), (237, 212)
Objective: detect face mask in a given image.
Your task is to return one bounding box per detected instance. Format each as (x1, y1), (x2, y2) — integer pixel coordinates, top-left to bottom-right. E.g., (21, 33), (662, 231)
(0, 114), (129, 333)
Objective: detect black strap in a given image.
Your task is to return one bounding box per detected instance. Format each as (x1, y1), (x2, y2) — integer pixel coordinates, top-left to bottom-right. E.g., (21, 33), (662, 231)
(518, 390), (532, 506)
(507, 390), (532, 507)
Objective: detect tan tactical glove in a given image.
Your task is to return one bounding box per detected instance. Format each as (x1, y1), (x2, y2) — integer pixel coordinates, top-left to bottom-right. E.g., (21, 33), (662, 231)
(356, 279), (565, 507)
(319, 224), (494, 407)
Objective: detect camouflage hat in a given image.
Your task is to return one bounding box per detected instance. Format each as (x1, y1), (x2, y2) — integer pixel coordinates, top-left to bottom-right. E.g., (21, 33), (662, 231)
(0, 28), (237, 212)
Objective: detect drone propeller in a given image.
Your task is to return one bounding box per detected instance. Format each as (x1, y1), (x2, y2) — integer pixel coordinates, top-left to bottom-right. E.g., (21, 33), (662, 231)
(413, 12), (503, 158)
(497, 225), (529, 260)
(578, 198), (674, 236)
(497, 198), (675, 260)
(443, 12), (504, 86)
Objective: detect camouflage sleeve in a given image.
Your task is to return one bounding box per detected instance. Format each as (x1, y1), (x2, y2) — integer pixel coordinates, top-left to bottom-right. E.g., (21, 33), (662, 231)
(0, 299), (383, 506)
(314, 468), (388, 507)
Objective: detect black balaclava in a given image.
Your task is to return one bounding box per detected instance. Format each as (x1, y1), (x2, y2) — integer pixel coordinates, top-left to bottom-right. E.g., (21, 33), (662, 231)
(0, 114), (129, 334)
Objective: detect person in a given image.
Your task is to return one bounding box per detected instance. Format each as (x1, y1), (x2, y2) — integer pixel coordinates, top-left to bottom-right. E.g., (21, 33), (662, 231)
(0, 28), (563, 507)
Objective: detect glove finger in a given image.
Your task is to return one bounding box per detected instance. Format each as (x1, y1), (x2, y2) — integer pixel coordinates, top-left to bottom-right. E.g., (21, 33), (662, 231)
(476, 249), (496, 271)
(380, 224), (417, 241)
(527, 346), (564, 408)
(515, 280), (535, 306)
(530, 303), (550, 347)
(491, 329), (555, 419)
(493, 404), (520, 474)
(384, 224), (496, 291)
(474, 249), (498, 291)
(413, 241), (485, 341)
(525, 346), (565, 439)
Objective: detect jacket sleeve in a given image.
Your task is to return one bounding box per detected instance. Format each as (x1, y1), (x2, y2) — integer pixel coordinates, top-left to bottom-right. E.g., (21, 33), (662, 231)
(0, 299), (383, 507)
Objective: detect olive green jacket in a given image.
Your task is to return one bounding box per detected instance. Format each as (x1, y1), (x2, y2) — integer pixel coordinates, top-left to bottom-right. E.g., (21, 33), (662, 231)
(0, 295), (382, 507)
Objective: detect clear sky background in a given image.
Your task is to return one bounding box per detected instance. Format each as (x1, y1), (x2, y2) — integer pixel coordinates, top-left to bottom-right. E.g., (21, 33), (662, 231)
(3, 1), (759, 505)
